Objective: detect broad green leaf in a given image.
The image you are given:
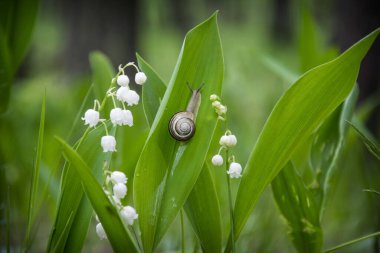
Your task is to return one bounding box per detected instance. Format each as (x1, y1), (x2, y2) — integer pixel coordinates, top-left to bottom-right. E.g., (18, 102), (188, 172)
(56, 137), (139, 252)
(311, 88), (358, 215)
(227, 29), (379, 250)
(272, 163), (322, 253)
(137, 54), (167, 126)
(0, 30), (12, 113)
(138, 53), (223, 252)
(24, 92), (45, 250)
(47, 125), (114, 252)
(133, 13), (223, 253)
(184, 164), (222, 253)
(348, 121), (380, 161)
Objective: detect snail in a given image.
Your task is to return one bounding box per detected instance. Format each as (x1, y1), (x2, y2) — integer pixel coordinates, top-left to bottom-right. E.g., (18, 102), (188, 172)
(169, 83), (204, 141)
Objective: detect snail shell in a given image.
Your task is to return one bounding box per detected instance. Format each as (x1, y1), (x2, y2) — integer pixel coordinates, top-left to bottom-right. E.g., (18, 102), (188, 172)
(169, 82), (203, 141)
(169, 111), (195, 141)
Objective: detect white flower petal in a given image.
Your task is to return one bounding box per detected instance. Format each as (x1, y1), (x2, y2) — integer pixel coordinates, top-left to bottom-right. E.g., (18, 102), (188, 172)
(96, 223), (107, 240)
(113, 183), (127, 199)
(101, 136), (116, 152)
(120, 206), (138, 225)
(111, 171), (127, 184)
(82, 109), (100, 127)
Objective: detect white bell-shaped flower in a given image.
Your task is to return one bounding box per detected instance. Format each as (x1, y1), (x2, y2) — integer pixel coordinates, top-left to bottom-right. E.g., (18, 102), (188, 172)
(96, 223), (107, 240)
(135, 72), (147, 85)
(227, 162), (242, 178)
(211, 154), (224, 166)
(82, 109), (100, 127)
(116, 87), (140, 106)
(111, 171), (127, 184)
(120, 206), (138, 225)
(110, 108), (124, 126)
(113, 183), (127, 199)
(219, 134), (237, 148)
(117, 74), (129, 87)
(122, 109), (133, 126)
(101, 135), (116, 152)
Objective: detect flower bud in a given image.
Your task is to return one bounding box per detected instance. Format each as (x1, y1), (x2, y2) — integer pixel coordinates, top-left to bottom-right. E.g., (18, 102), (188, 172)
(117, 74), (129, 87)
(96, 223), (107, 240)
(111, 171), (127, 184)
(135, 72), (147, 85)
(211, 154), (224, 166)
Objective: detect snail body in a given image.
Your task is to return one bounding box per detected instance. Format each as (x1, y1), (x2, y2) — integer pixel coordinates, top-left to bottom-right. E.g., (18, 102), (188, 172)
(169, 83), (203, 141)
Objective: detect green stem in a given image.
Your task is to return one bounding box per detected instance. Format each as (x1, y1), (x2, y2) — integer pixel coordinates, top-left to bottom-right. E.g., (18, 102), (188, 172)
(226, 150), (236, 253)
(131, 226), (142, 252)
(324, 231), (380, 253)
(180, 208), (185, 253)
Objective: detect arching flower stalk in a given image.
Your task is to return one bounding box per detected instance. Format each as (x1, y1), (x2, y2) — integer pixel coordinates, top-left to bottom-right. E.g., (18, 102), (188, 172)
(210, 94), (243, 253)
(80, 62), (146, 244)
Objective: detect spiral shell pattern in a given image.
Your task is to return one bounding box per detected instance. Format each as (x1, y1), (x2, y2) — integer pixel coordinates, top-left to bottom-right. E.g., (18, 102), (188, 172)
(169, 111), (195, 141)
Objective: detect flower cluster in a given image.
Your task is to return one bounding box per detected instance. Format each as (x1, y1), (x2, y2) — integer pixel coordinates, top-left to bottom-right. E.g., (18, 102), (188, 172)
(210, 94), (243, 178)
(81, 63), (147, 152)
(95, 170), (138, 240)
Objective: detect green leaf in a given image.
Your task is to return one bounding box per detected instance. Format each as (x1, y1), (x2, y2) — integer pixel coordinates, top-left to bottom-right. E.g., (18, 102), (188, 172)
(312, 88), (358, 215)
(348, 121), (380, 161)
(137, 53), (222, 252)
(227, 29), (380, 250)
(0, 29), (12, 113)
(137, 54), (167, 127)
(184, 164), (222, 253)
(56, 137), (139, 253)
(133, 12), (224, 253)
(272, 163), (322, 253)
(24, 92), (45, 250)
(47, 126), (114, 252)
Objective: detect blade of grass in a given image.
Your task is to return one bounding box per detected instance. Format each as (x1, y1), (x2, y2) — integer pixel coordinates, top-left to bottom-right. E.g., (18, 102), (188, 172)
(56, 137), (139, 252)
(24, 91), (45, 250)
(226, 29), (380, 251)
(324, 231), (380, 253)
(348, 121), (380, 161)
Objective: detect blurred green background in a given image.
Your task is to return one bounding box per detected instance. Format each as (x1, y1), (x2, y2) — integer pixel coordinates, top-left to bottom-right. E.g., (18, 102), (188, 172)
(0, 0), (379, 252)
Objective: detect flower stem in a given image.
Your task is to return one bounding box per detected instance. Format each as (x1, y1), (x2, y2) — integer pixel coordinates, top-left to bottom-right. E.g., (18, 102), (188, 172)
(226, 149), (236, 253)
(180, 208), (185, 253)
(131, 226), (142, 252)
(324, 231), (380, 253)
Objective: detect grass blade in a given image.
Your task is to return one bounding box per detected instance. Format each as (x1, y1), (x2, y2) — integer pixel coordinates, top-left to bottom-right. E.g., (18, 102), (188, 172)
(24, 92), (45, 250)
(56, 137), (139, 252)
(227, 29), (380, 251)
(324, 231), (380, 253)
(348, 121), (380, 161)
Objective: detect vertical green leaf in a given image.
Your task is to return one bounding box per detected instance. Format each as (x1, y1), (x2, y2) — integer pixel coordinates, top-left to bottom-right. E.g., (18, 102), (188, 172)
(134, 13), (224, 253)
(56, 137), (139, 253)
(24, 92), (45, 250)
(272, 163), (322, 253)
(184, 164), (222, 253)
(138, 53), (222, 252)
(227, 29), (379, 251)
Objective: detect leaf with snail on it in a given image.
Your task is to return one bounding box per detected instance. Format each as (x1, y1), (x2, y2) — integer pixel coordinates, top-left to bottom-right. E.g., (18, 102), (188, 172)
(133, 12), (223, 253)
(225, 29), (380, 252)
(137, 54), (223, 253)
